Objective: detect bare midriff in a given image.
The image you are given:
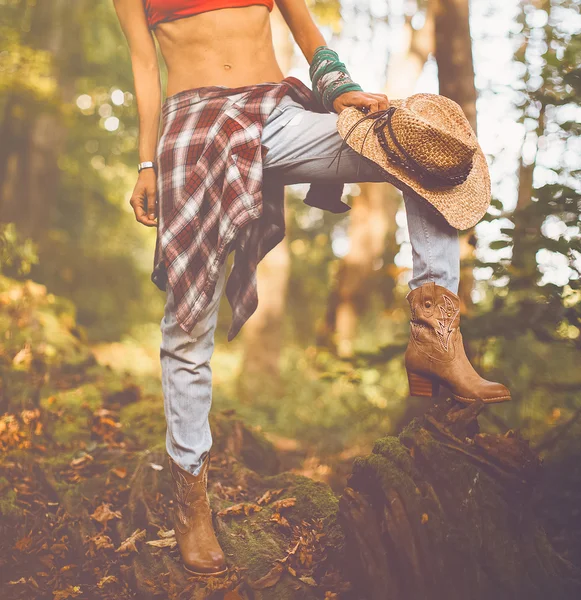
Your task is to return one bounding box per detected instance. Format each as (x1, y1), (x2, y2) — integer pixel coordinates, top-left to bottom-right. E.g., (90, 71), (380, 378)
(153, 6), (285, 97)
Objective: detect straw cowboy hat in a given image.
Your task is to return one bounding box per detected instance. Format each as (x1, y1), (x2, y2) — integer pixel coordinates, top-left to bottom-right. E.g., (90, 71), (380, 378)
(335, 93), (490, 230)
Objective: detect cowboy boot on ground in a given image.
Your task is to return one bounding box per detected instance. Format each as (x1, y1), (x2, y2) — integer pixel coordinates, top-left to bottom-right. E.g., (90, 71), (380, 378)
(405, 281), (511, 404)
(169, 453), (228, 576)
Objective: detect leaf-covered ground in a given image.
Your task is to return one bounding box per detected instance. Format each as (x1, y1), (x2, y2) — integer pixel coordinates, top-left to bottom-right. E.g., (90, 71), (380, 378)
(2, 275), (581, 600)
(0, 277), (350, 599)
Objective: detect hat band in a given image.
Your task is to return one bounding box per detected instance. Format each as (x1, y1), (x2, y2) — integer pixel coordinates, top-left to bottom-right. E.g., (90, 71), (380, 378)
(372, 107), (473, 189)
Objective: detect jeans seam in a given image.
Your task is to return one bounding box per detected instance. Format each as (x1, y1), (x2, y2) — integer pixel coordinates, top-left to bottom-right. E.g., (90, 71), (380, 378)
(420, 204), (433, 285)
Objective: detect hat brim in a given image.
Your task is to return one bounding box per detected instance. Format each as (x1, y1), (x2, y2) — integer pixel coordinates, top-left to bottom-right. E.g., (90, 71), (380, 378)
(336, 105), (490, 230)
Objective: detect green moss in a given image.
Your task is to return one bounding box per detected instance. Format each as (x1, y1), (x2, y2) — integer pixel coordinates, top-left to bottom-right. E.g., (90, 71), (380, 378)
(40, 384), (101, 446)
(120, 395), (165, 449)
(217, 509), (288, 578)
(264, 473), (339, 520)
(372, 435), (420, 478)
(0, 477), (22, 519)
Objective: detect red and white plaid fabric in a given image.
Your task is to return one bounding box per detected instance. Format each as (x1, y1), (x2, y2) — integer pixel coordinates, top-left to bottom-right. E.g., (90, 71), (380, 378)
(152, 76), (337, 341)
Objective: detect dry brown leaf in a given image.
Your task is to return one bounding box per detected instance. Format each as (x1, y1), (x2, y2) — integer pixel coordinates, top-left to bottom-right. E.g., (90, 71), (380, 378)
(217, 502), (262, 517)
(299, 575), (317, 587)
(111, 467), (127, 479)
(270, 512), (290, 528)
(256, 488), (285, 505)
(53, 586), (82, 600)
(87, 534), (114, 551)
(90, 503), (122, 525)
(247, 562), (284, 590)
(271, 497), (296, 511)
(97, 575), (119, 588)
(158, 529), (175, 539)
(70, 454), (93, 468)
(277, 540), (300, 564)
(14, 535), (33, 552)
(116, 528), (146, 554)
(146, 537), (177, 549)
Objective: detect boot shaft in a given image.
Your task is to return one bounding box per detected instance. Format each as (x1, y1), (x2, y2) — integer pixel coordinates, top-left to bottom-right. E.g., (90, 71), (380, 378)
(406, 282), (461, 359)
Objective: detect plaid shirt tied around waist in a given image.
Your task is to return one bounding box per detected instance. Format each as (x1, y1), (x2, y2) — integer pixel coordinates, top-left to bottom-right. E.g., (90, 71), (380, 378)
(152, 76), (346, 341)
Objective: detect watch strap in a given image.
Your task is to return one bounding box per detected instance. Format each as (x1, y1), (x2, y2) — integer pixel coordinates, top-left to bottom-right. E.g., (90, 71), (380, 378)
(138, 161), (156, 173)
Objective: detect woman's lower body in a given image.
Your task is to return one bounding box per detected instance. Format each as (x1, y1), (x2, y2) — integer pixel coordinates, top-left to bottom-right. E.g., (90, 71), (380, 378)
(160, 95), (459, 478)
(160, 94), (511, 576)
(160, 94), (510, 478)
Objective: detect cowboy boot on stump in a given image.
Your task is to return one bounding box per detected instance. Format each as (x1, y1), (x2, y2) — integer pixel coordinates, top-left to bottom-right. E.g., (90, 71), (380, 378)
(405, 282), (511, 404)
(169, 453), (228, 576)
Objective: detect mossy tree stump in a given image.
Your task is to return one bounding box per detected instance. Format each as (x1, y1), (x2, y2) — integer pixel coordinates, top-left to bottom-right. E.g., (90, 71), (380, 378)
(339, 399), (581, 600)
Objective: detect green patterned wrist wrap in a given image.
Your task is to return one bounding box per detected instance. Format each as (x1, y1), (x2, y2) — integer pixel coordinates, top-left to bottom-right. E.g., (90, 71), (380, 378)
(309, 46), (363, 113)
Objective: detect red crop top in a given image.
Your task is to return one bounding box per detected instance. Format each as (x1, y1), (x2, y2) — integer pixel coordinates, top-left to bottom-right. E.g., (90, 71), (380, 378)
(143, 0), (274, 29)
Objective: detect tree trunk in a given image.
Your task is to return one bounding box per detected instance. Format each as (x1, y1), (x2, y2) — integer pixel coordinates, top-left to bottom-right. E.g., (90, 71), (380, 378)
(238, 6), (293, 399)
(339, 399), (581, 600)
(434, 0), (478, 312)
(0, 0), (76, 238)
(326, 6), (435, 357)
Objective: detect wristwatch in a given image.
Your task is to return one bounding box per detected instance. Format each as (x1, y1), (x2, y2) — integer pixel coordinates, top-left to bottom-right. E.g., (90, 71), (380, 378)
(138, 161), (156, 173)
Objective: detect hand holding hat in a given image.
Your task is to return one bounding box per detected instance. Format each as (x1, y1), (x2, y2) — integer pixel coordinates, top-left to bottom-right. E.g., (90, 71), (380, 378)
(336, 93), (491, 230)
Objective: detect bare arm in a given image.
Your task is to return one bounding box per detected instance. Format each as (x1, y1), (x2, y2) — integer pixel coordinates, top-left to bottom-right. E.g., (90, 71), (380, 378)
(274, 0), (326, 63)
(274, 0), (389, 114)
(113, 0), (160, 226)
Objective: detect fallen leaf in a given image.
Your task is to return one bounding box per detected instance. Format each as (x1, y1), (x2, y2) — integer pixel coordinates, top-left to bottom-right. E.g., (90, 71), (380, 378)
(90, 503), (122, 526)
(277, 540), (301, 564)
(299, 575), (317, 587)
(270, 512), (290, 528)
(247, 562), (284, 589)
(146, 538), (177, 549)
(50, 543), (67, 556)
(217, 502), (262, 517)
(70, 454), (93, 468)
(53, 585), (82, 600)
(87, 534), (114, 551)
(256, 488), (285, 505)
(421, 512), (429, 524)
(14, 535), (33, 552)
(149, 462), (164, 471)
(97, 575), (118, 588)
(111, 467), (127, 479)
(116, 528), (146, 554)
(271, 497), (296, 511)
(158, 529), (175, 538)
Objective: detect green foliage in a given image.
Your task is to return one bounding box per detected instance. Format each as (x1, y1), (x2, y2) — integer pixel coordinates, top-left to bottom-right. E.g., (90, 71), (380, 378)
(0, 223), (38, 275)
(0, 0), (163, 341)
(476, 0), (581, 347)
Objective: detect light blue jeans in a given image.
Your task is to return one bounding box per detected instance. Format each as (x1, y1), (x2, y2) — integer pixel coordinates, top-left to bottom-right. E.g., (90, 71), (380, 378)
(161, 95), (460, 475)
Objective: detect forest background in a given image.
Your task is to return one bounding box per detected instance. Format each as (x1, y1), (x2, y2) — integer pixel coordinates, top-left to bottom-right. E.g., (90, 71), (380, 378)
(0, 0), (580, 597)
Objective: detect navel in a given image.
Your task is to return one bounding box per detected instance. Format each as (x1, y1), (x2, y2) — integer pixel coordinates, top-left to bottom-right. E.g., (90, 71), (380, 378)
(223, 63), (232, 70)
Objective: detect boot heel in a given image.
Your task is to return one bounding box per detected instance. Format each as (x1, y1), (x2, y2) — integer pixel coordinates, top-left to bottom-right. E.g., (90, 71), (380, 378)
(408, 371), (440, 397)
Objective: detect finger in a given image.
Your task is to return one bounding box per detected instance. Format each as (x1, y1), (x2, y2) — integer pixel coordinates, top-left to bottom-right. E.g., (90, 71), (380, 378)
(147, 189), (157, 221)
(368, 100), (380, 114)
(134, 204), (157, 227)
(131, 195), (156, 227)
(375, 94), (389, 111)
